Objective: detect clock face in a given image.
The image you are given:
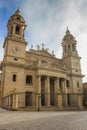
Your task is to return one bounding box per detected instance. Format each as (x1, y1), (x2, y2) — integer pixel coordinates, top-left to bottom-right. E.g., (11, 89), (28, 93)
(73, 61), (78, 67)
(12, 46), (20, 53)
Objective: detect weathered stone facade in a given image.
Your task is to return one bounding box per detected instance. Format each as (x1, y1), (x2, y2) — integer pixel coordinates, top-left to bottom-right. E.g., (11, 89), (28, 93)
(0, 9), (84, 110)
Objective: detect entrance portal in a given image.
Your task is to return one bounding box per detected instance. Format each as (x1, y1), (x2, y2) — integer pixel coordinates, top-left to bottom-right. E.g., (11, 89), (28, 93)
(25, 92), (32, 106)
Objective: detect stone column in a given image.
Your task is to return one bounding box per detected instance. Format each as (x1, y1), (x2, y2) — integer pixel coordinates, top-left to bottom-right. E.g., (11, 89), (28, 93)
(32, 92), (35, 106)
(13, 24), (16, 35)
(12, 93), (18, 110)
(54, 78), (59, 106)
(58, 92), (63, 110)
(62, 78), (68, 106)
(20, 26), (24, 39)
(45, 76), (50, 107)
(78, 92), (83, 110)
(36, 75), (41, 110)
(55, 78), (60, 91)
(55, 78), (63, 109)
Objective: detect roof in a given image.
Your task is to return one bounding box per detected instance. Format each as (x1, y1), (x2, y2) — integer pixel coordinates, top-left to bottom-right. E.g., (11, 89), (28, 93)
(62, 28), (76, 43)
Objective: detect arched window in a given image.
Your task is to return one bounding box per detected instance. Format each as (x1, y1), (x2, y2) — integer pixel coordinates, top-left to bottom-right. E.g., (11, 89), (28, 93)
(68, 44), (70, 49)
(77, 81), (79, 88)
(26, 75), (32, 84)
(17, 17), (20, 20)
(15, 25), (20, 34)
(11, 26), (13, 34)
(64, 45), (67, 52)
(72, 44), (75, 51)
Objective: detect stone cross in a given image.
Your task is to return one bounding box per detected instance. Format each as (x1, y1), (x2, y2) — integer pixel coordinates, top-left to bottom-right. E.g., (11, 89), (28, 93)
(37, 45), (40, 50)
(42, 43), (44, 50)
(31, 45), (33, 49)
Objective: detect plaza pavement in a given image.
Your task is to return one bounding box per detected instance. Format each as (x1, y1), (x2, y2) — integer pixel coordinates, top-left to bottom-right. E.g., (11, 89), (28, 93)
(0, 108), (87, 130)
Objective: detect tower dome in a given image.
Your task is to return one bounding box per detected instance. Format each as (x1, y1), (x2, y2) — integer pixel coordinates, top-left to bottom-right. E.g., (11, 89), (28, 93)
(62, 28), (78, 58)
(62, 27), (76, 42)
(7, 8), (26, 40)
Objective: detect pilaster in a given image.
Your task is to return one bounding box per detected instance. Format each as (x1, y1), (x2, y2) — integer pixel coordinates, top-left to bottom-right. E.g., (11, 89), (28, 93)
(78, 92), (83, 110)
(62, 78), (68, 106)
(11, 93), (18, 110)
(45, 76), (50, 107)
(54, 78), (59, 106)
(36, 75), (41, 109)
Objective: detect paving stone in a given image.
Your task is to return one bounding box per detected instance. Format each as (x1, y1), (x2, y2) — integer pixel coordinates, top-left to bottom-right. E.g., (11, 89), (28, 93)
(0, 108), (87, 130)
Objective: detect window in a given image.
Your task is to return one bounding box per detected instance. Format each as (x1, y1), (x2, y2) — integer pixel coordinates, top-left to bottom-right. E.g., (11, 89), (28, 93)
(11, 26), (13, 34)
(72, 44), (75, 51)
(77, 81), (79, 88)
(64, 45), (67, 52)
(15, 25), (20, 34)
(59, 78), (62, 90)
(26, 75), (32, 84)
(14, 58), (18, 61)
(41, 60), (47, 64)
(68, 44), (70, 49)
(13, 74), (16, 82)
(17, 17), (20, 20)
(66, 80), (70, 88)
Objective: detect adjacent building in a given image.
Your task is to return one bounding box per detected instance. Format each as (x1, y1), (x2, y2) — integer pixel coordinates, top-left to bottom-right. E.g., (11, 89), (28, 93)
(0, 9), (84, 110)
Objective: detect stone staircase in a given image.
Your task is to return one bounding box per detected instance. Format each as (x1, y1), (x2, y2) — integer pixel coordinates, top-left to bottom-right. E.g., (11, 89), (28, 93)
(16, 106), (84, 111)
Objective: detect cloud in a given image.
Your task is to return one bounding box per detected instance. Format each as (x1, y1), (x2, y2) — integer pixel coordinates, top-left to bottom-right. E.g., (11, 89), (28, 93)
(21, 0), (87, 82)
(0, 0), (87, 81)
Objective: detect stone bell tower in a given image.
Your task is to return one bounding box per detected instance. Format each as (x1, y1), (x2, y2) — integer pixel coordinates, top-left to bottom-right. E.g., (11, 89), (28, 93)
(3, 8), (27, 64)
(61, 28), (83, 93)
(1, 9), (28, 103)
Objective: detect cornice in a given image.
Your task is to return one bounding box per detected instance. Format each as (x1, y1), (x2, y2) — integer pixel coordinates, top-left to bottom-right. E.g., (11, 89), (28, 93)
(3, 37), (28, 48)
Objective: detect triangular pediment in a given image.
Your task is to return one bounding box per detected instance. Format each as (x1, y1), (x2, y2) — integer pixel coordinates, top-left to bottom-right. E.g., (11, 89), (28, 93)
(29, 49), (55, 58)
(38, 50), (54, 57)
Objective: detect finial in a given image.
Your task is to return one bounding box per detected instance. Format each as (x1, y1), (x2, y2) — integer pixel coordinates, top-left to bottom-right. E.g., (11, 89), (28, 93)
(18, 6), (19, 11)
(46, 48), (49, 51)
(52, 50), (55, 56)
(52, 50), (54, 54)
(66, 26), (70, 34)
(37, 45), (40, 50)
(15, 6), (21, 14)
(31, 45), (33, 49)
(42, 43), (44, 50)
(67, 26), (68, 30)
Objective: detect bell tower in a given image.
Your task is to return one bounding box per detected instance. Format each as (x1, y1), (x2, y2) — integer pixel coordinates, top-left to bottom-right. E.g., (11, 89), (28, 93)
(7, 8), (26, 40)
(62, 27), (78, 58)
(3, 8), (27, 64)
(61, 28), (83, 93)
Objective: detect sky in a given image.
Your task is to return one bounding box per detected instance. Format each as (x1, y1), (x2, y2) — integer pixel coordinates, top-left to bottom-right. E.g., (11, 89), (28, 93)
(0, 0), (87, 82)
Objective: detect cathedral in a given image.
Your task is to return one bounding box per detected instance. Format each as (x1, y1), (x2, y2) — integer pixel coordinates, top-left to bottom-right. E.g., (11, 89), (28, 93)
(0, 9), (84, 111)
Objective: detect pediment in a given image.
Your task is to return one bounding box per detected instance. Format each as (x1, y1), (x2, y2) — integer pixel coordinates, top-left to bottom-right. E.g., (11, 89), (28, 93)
(38, 59), (66, 71)
(36, 50), (55, 58)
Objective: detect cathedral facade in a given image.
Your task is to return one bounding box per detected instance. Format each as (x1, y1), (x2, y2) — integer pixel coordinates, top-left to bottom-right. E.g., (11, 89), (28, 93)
(0, 9), (83, 110)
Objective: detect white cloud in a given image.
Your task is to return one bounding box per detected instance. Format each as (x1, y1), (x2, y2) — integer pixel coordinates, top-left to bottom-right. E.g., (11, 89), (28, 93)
(0, 0), (87, 82)
(21, 0), (87, 82)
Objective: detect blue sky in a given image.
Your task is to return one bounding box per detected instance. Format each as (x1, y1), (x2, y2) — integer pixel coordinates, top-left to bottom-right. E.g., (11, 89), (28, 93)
(0, 0), (87, 82)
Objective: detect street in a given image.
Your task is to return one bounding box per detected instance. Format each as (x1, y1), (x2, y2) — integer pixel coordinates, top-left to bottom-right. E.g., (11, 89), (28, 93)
(0, 108), (87, 130)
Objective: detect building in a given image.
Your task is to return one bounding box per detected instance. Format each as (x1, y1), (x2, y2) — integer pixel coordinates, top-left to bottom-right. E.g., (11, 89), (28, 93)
(83, 83), (87, 106)
(0, 72), (1, 105)
(0, 9), (84, 110)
